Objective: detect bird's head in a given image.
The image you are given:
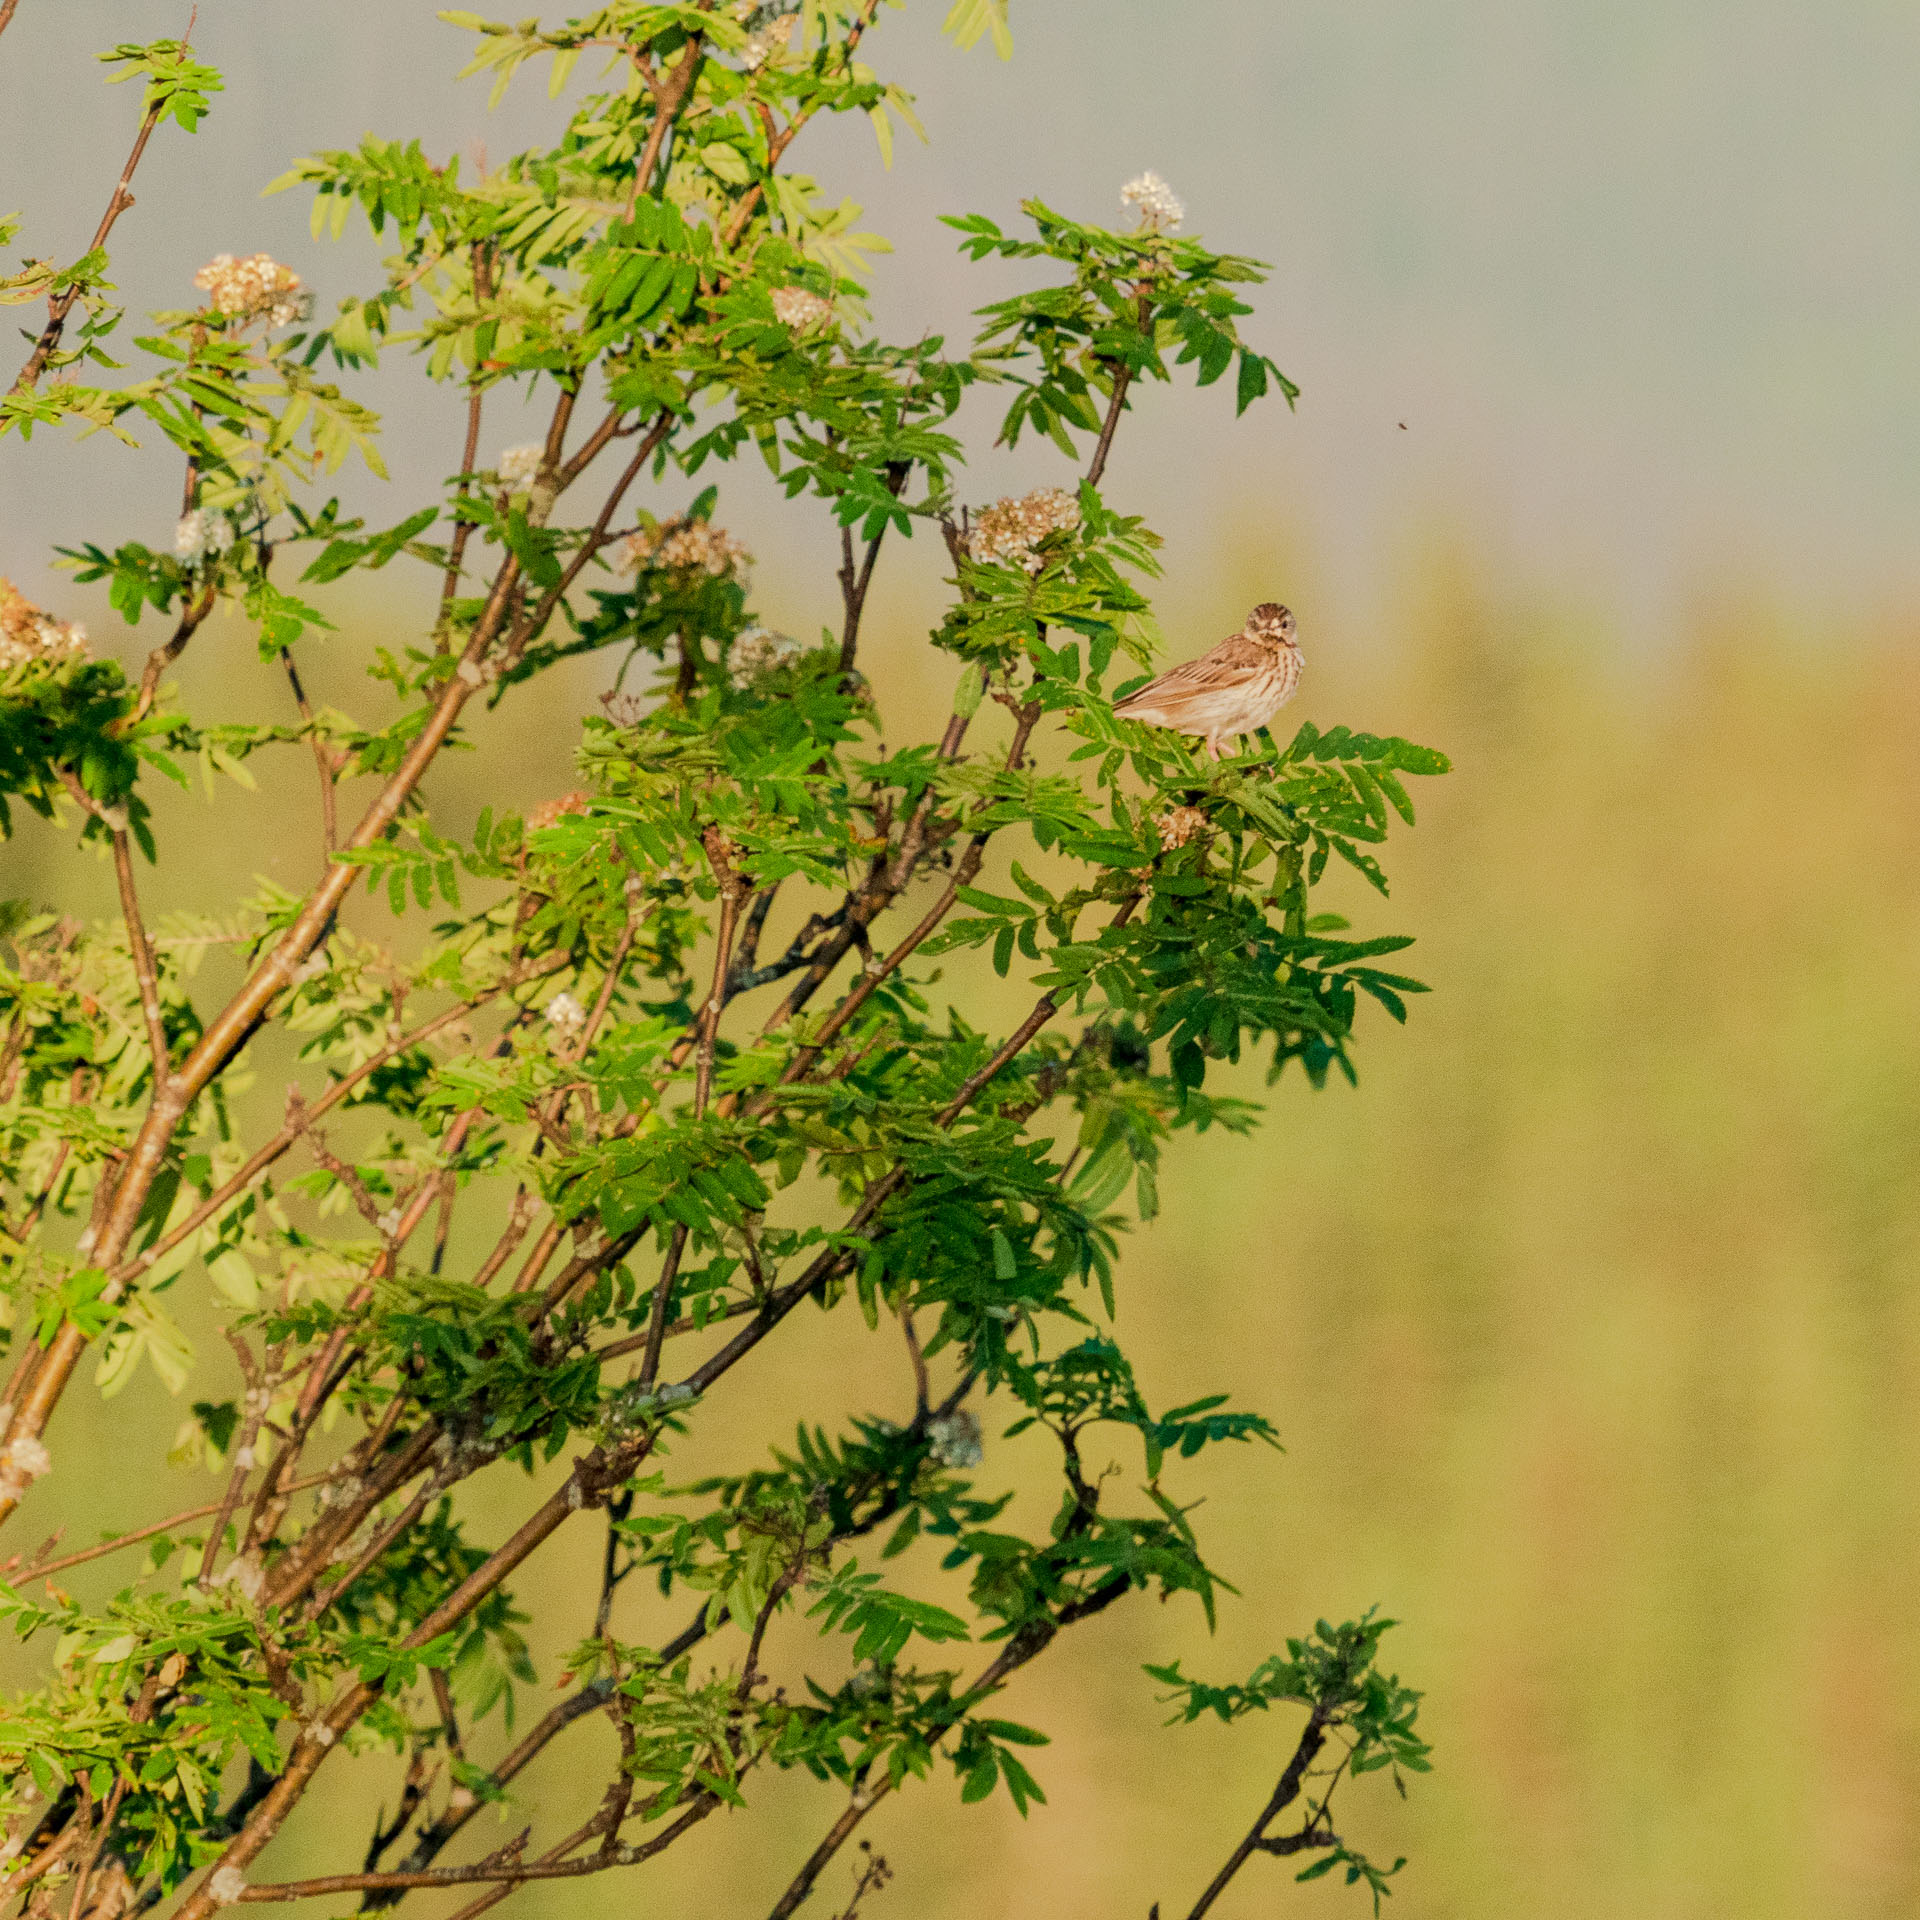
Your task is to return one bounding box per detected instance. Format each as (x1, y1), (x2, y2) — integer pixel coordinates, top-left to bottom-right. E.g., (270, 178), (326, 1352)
(1246, 602), (1297, 647)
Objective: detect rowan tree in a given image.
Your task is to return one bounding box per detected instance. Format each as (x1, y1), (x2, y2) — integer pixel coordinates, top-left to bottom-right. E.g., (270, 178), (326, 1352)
(0, 7), (1439, 1916)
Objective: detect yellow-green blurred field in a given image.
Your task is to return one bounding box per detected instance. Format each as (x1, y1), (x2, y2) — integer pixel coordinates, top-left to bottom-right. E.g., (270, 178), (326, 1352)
(11, 544), (1920, 1920)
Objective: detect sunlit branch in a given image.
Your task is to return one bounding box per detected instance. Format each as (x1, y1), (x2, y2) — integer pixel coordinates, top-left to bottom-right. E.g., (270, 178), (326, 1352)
(10, 19), (187, 395)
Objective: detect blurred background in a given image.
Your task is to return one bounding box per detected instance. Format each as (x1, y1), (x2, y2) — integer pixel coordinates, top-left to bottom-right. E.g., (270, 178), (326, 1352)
(7, 4), (1920, 1917)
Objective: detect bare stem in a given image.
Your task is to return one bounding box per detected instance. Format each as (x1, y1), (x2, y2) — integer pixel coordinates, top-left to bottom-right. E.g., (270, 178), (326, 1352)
(279, 646), (338, 853)
(134, 585), (217, 722)
(1180, 1709), (1337, 1920)
(111, 830), (169, 1080)
(437, 245), (494, 645)
(12, 79), (169, 392)
(1083, 290), (1153, 492)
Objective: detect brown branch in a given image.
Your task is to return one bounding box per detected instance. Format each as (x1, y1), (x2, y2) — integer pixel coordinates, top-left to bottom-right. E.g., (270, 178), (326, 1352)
(279, 647), (338, 853)
(112, 972), (551, 1292)
(3, 1134), (70, 1246)
(0, 1474), (330, 1584)
(134, 584), (217, 722)
(1083, 363), (1132, 493)
(11, 59), (175, 393)
(836, 463), (907, 677)
(1083, 289), (1154, 492)
(437, 244), (494, 646)
(634, 1225), (689, 1393)
(236, 1797), (715, 1903)
(898, 1307), (928, 1421)
(257, 1425), (443, 1616)
(746, 690), (984, 1047)
(765, 1583), (1132, 1920)
(721, 0), (883, 249)
(0, 0), (22, 43)
(498, 410), (675, 669)
(110, 829), (169, 1080)
(693, 828), (745, 1114)
(359, 1679), (617, 1910)
(300, 1478), (438, 1624)
(626, 32), (704, 217)
(196, 1337), (271, 1586)
(1180, 1708), (1338, 1920)
(61, 1775), (126, 1920)
(764, 701), (1042, 1097)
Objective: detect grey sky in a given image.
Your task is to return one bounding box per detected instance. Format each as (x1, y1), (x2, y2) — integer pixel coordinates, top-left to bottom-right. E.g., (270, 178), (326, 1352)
(3, 1), (1916, 645)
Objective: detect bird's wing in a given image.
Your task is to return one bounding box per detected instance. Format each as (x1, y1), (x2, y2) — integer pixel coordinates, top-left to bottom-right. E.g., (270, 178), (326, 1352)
(1114, 632), (1268, 711)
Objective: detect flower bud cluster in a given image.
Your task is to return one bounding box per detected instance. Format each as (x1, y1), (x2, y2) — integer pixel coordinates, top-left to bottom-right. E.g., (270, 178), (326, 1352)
(728, 625), (804, 688)
(614, 519), (752, 583)
(193, 252), (312, 327)
(964, 487), (1082, 573)
(0, 579), (88, 672)
(927, 1409), (983, 1470)
(544, 991), (588, 1037)
(736, 5), (796, 67)
(175, 509), (237, 567)
(1155, 804), (1210, 851)
(497, 442), (544, 489)
(1120, 170), (1185, 233)
(771, 285), (834, 331)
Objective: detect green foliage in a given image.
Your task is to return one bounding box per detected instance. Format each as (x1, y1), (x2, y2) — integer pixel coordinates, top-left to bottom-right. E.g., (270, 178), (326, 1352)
(1151, 1616), (1431, 1912)
(0, 6), (1443, 1918)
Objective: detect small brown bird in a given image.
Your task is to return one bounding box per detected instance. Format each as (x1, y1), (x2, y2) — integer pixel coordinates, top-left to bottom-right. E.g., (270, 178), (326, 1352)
(1112, 602), (1303, 757)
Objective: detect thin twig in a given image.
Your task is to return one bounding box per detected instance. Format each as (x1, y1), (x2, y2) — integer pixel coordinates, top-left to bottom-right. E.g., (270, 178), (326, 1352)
(134, 585), (217, 721)
(1083, 288), (1153, 492)
(1180, 1708), (1338, 1920)
(437, 243), (494, 647)
(279, 647), (338, 853)
(1, 1473), (329, 1585)
(12, 60), (175, 393)
(112, 972), (553, 1291)
(721, 0), (884, 247)
(626, 32), (704, 216)
(111, 829), (170, 1080)
(836, 462), (907, 677)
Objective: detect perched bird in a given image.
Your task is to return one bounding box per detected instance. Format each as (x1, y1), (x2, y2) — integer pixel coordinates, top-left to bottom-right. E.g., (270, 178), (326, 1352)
(1112, 602), (1303, 758)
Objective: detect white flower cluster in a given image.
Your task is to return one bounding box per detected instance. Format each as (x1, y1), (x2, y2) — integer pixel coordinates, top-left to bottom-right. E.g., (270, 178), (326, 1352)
(727, 625), (804, 688)
(770, 285), (834, 331)
(737, 8), (796, 67)
(1120, 170), (1185, 233)
(927, 1409), (983, 1470)
(498, 442), (544, 489)
(193, 252), (312, 327)
(965, 486), (1082, 573)
(545, 991), (588, 1037)
(1155, 803), (1210, 851)
(0, 578), (88, 673)
(175, 509), (237, 566)
(614, 519), (752, 583)
(0, 1435), (51, 1505)
(209, 1556), (266, 1604)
